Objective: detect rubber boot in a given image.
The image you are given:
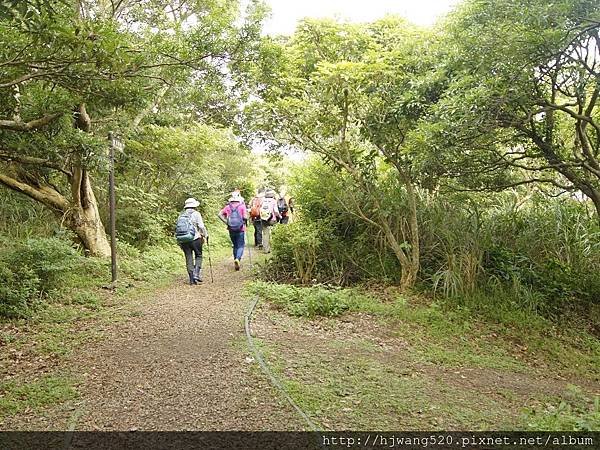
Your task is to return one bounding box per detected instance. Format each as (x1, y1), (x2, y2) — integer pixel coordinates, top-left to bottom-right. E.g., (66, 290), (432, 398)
(188, 270), (197, 285)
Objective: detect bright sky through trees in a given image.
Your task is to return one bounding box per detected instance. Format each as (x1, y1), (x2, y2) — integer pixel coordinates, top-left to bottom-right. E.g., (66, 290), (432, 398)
(262, 0), (462, 35)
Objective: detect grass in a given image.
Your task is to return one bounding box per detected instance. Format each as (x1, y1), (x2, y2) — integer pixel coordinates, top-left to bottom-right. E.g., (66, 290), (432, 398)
(0, 375), (78, 418)
(246, 281), (395, 318)
(247, 281), (600, 430)
(256, 337), (517, 430)
(251, 281), (600, 380)
(523, 386), (600, 431)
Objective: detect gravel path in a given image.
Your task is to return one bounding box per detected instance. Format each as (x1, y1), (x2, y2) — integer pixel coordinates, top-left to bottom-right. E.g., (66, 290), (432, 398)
(6, 255), (304, 431)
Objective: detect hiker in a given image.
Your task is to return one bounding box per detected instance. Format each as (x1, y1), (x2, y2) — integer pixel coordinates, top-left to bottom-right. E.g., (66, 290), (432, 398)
(259, 188), (281, 253)
(249, 188), (265, 248)
(174, 197), (208, 285)
(277, 192), (290, 224)
(218, 191), (248, 271)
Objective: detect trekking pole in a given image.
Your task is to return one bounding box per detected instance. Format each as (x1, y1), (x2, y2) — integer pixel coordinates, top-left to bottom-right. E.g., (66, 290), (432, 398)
(206, 238), (214, 283)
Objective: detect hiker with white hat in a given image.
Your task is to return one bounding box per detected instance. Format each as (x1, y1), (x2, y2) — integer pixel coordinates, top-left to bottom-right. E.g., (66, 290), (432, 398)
(174, 197), (208, 285)
(259, 188), (281, 254)
(218, 191), (249, 271)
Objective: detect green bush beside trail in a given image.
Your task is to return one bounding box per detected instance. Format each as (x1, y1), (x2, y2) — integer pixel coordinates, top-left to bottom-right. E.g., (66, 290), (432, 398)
(263, 161), (600, 325)
(0, 238), (78, 318)
(0, 236), (183, 320)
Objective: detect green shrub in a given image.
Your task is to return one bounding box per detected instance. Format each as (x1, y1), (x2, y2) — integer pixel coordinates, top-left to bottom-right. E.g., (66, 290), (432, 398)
(117, 241), (142, 258)
(117, 206), (169, 249)
(141, 246), (180, 278)
(119, 244), (180, 282)
(0, 262), (41, 318)
(0, 189), (57, 240)
(271, 221), (322, 284)
(3, 238), (78, 293)
(278, 160), (390, 286)
(0, 238), (80, 318)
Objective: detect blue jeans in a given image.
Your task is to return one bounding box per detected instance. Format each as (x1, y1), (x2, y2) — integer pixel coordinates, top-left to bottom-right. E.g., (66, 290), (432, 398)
(229, 230), (245, 260)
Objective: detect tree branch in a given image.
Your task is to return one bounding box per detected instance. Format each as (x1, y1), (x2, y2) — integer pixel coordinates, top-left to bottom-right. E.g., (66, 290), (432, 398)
(132, 84), (169, 128)
(0, 71), (50, 88)
(0, 172), (69, 212)
(0, 113), (63, 131)
(0, 152), (72, 176)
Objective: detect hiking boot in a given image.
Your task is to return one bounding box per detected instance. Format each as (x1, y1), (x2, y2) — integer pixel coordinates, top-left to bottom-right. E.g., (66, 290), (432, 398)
(234, 259), (240, 271)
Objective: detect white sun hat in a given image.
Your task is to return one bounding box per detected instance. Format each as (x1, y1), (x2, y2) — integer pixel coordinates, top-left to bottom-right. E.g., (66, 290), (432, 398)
(229, 192), (243, 202)
(184, 197), (200, 208)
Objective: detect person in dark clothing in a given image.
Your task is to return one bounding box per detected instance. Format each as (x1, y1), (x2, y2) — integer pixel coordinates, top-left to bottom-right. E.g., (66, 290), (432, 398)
(249, 188), (265, 248)
(178, 197), (208, 285)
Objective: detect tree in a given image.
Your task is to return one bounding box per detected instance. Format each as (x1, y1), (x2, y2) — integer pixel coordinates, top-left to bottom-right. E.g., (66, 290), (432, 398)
(248, 18), (441, 288)
(427, 0), (600, 221)
(0, 0), (265, 255)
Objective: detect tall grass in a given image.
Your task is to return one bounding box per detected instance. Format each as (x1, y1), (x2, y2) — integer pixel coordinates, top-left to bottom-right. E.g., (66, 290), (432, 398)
(421, 192), (599, 315)
(0, 189), (57, 242)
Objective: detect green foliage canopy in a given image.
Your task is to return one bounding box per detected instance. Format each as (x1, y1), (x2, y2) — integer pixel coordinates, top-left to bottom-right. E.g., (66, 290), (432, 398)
(425, 0), (600, 219)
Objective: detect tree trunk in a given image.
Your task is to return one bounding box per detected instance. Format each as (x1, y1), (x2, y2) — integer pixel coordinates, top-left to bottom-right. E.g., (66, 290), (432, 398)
(400, 168), (420, 289)
(386, 228), (418, 290)
(378, 204), (419, 290)
(68, 102), (111, 257)
(400, 263), (418, 290)
(589, 188), (600, 227)
(0, 170), (111, 257)
(67, 170), (111, 257)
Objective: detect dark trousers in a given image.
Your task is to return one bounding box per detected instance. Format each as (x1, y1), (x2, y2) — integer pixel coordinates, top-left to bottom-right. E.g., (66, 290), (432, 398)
(179, 238), (203, 280)
(253, 219), (263, 246)
(229, 230), (245, 260)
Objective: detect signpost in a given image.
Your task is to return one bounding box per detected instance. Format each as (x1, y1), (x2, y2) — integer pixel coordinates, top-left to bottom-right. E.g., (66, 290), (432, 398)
(108, 132), (124, 288)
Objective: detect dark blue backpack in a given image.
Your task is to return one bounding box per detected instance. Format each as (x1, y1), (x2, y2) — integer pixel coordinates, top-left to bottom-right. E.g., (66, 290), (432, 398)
(227, 203), (244, 232)
(175, 210), (196, 243)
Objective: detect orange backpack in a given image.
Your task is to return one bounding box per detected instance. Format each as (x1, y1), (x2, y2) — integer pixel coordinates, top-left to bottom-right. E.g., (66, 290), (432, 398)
(250, 197), (263, 219)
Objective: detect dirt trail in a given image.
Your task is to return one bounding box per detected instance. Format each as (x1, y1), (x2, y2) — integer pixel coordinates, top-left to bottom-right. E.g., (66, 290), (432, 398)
(5, 255), (303, 431)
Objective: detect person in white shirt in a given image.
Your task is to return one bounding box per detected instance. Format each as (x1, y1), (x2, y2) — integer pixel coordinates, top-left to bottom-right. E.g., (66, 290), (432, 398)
(180, 197), (208, 284)
(260, 189), (281, 253)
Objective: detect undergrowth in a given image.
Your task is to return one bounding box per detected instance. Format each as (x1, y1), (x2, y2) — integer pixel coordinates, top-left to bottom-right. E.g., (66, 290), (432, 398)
(523, 386), (600, 431)
(248, 281), (600, 379)
(246, 281), (399, 318)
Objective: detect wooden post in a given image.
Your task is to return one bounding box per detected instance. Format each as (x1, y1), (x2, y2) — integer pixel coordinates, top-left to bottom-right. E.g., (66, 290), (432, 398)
(108, 132), (122, 287)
